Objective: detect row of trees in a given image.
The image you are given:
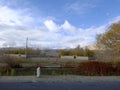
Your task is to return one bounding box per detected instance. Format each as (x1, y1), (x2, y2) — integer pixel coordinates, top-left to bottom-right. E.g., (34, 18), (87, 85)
(4, 48), (41, 55)
(59, 45), (95, 57)
(5, 48), (26, 54)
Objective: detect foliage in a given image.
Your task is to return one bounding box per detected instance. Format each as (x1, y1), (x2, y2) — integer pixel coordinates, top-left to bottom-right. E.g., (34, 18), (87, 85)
(4, 48), (41, 55)
(5, 48), (26, 54)
(59, 50), (71, 56)
(0, 61), (120, 76)
(65, 62), (74, 68)
(27, 48), (41, 55)
(59, 45), (95, 57)
(96, 22), (120, 60)
(0, 67), (11, 76)
(75, 61), (120, 76)
(3, 55), (22, 68)
(84, 47), (95, 57)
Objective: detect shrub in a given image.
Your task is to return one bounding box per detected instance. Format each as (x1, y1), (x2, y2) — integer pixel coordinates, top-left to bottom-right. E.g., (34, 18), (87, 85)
(113, 62), (120, 75)
(75, 61), (119, 76)
(65, 62), (74, 68)
(0, 67), (11, 76)
(3, 55), (22, 68)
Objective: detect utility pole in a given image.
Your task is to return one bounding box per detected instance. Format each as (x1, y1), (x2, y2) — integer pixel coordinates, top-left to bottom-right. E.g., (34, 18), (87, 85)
(26, 37), (28, 60)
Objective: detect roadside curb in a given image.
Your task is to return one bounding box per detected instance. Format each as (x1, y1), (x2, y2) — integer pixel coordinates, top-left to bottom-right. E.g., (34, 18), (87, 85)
(0, 75), (120, 82)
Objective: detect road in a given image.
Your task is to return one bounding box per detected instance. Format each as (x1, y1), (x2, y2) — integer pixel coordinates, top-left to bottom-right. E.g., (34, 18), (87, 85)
(0, 80), (120, 90)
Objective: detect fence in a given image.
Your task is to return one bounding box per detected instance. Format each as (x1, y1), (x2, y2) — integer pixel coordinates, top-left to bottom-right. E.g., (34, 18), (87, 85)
(0, 67), (75, 76)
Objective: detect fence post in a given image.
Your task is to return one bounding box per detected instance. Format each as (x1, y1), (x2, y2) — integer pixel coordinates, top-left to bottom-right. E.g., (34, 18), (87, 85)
(36, 67), (41, 77)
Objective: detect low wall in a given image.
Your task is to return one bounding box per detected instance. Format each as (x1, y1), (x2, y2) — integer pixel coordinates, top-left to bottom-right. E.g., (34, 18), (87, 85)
(5, 54), (26, 58)
(60, 56), (75, 59)
(76, 56), (89, 60)
(61, 56), (89, 60)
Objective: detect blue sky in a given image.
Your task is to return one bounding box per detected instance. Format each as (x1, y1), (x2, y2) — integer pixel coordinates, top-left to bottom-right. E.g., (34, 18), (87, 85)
(0, 0), (120, 49)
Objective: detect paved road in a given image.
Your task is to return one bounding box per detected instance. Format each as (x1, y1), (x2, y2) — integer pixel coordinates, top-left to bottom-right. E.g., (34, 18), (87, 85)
(0, 80), (120, 90)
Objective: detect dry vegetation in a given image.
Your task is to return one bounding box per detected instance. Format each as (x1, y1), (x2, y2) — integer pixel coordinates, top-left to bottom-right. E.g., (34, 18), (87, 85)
(0, 56), (120, 76)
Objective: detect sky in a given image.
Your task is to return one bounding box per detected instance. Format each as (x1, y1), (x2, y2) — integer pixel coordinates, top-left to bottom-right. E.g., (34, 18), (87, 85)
(0, 0), (120, 49)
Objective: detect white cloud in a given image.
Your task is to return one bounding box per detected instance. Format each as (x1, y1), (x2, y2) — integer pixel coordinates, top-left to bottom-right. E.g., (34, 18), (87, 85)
(0, 5), (63, 48)
(0, 16), (108, 49)
(43, 19), (107, 48)
(0, 6), (34, 26)
(44, 20), (76, 34)
(44, 20), (59, 32)
(61, 20), (76, 33)
(0, 6), (21, 25)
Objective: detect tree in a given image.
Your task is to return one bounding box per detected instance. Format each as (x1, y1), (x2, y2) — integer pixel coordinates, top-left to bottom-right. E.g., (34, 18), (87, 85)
(4, 48), (41, 55)
(59, 45), (95, 57)
(59, 50), (71, 56)
(3, 55), (22, 68)
(84, 47), (95, 57)
(96, 22), (120, 61)
(74, 45), (84, 56)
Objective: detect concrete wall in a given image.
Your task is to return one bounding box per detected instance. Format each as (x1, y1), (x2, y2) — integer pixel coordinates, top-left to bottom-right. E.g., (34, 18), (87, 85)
(6, 54), (97, 61)
(76, 56), (89, 60)
(61, 56), (89, 60)
(61, 56), (75, 59)
(6, 54), (26, 58)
